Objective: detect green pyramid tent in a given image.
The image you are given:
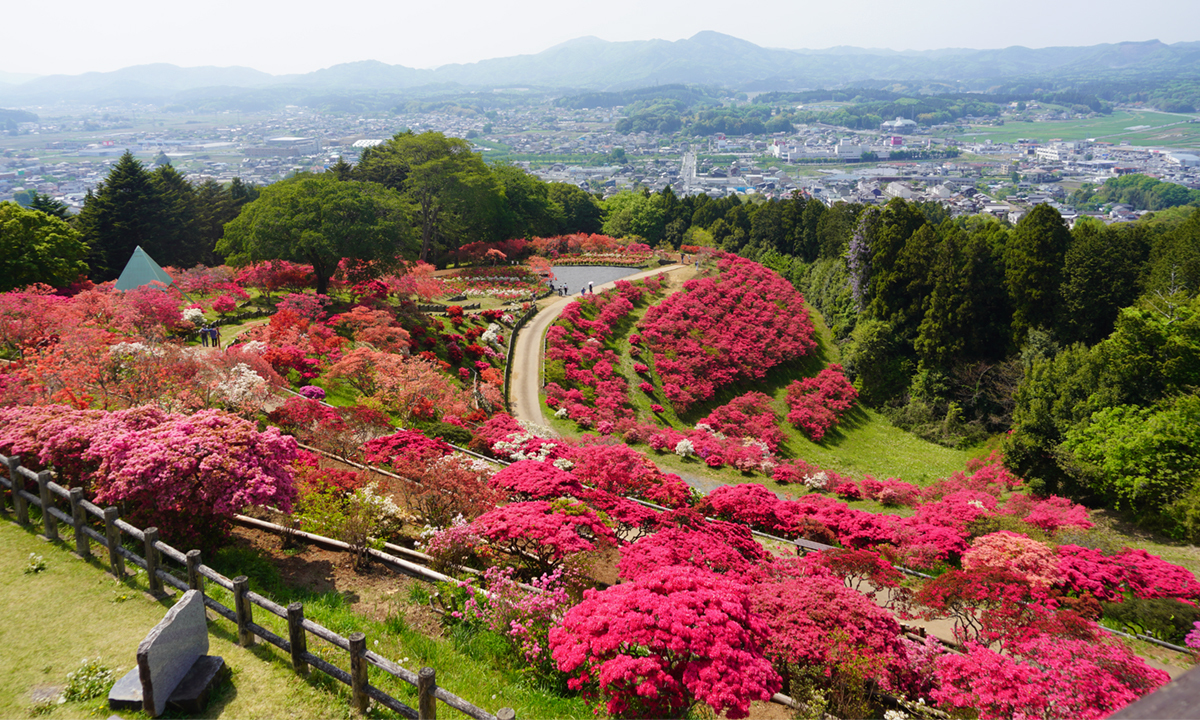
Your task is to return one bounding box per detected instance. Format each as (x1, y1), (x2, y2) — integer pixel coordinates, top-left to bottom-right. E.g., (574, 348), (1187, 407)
(114, 246), (174, 291)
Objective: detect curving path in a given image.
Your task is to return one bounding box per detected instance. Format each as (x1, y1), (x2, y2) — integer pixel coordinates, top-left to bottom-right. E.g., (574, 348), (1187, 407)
(509, 264), (683, 431)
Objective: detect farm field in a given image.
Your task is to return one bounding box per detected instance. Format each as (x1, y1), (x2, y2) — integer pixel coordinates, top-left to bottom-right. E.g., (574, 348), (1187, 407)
(949, 109), (1200, 147)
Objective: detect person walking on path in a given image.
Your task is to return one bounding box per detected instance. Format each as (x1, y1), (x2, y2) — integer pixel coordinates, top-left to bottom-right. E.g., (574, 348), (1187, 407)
(212, 325), (221, 349)
(200, 327), (210, 348)
(588, 281), (594, 294)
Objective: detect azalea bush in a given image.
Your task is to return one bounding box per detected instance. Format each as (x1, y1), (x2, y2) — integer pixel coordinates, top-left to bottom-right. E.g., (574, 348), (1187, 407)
(639, 254), (815, 412)
(549, 566), (781, 719)
(785, 364), (857, 441)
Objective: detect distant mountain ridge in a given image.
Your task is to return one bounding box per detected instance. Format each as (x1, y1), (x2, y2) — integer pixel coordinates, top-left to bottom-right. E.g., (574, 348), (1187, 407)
(2, 32), (1199, 106)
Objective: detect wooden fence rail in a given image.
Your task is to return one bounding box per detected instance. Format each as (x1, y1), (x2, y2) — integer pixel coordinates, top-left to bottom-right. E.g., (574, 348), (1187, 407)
(0, 453), (512, 720)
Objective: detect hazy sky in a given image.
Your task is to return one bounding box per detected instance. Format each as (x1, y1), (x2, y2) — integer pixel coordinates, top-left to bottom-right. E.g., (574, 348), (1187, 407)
(5, 0), (1199, 77)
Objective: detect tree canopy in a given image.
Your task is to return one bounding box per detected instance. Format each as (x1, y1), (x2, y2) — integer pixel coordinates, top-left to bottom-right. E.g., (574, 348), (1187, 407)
(218, 173), (416, 294)
(0, 201), (90, 291)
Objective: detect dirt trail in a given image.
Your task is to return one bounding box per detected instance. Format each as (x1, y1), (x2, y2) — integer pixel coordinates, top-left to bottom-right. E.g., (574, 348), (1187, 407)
(508, 264), (683, 430)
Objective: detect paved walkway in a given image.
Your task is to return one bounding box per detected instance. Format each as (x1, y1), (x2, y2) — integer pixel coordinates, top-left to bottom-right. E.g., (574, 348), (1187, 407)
(508, 264), (684, 430)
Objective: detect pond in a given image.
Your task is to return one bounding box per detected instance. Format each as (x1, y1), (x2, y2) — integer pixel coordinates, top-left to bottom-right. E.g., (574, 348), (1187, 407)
(547, 265), (646, 295)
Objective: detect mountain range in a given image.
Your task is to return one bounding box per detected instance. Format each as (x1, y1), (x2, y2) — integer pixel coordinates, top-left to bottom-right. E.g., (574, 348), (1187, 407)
(2, 31), (1199, 107)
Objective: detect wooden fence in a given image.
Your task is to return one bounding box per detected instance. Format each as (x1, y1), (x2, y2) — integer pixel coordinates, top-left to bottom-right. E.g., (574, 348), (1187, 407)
(0, 454), (515, 720)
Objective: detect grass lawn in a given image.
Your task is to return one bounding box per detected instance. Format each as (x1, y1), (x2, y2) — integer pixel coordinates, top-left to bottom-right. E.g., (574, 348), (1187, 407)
(542, 280), (976, 490)
(0, 520), (345, 719)
(0, 518), (589, 719)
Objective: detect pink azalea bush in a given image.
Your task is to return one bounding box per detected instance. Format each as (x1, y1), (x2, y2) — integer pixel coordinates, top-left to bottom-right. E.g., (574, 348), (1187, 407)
(549, 566), (781, 719)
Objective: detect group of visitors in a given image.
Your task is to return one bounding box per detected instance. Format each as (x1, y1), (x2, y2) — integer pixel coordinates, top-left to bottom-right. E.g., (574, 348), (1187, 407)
(548, 281), (595, 296)
(198, 326), (221, 348)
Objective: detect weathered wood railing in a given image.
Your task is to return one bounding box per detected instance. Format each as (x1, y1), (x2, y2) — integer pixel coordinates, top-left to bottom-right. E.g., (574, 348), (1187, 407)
(0, 453), (514, 720)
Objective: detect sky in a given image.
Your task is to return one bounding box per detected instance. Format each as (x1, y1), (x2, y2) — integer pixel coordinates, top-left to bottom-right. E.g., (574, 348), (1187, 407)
(4, 0), (1199, 78)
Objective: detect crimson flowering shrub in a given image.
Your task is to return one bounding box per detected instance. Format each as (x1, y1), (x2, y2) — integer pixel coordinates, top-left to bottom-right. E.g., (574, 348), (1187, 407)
(933, 635), (1169, 720)
(697, 483), (790, 535)
(211, 295), (237, 314)
(638, 255), (815, 412)
(234, 261), (314, 296)
(752, 569), (909, 702)
(617, 525), (773, 581)
(549, 566), (781, 719)
(488, 459), (583, 501)
(363, 430), (453, 467)
(785, 364), (857, 441)
(568, 441), (691, 508)
(0, 404), (169, 485)
(860, 475), (921, 507)
(578, 488), (659, 540)
(470, 499), (617, 576)
(699, 391), (784, 452)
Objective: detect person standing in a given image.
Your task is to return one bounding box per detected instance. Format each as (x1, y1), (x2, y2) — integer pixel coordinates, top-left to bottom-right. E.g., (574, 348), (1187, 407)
(200, 327), (210, 348)
(588, 281), (594, 294)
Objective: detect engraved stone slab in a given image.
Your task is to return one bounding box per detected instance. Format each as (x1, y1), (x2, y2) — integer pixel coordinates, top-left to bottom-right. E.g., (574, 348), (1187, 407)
(136, 590), (208, 717)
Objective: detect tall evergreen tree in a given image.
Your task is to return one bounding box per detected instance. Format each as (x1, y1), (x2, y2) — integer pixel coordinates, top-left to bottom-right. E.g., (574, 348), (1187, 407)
(1058, 220), (1147, 345)
(76, 151), (166, 281)
(1005, 204), (1072, 342)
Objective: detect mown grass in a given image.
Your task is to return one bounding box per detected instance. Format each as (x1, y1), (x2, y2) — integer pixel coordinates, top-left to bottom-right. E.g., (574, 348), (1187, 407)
(0, 518), (589, 719)
(0, 519), (344, 719)
(542, 284), (975, 488)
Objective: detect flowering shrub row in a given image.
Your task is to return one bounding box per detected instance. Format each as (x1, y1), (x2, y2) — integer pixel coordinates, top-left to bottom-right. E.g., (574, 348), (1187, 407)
(638, 254), (816, 412)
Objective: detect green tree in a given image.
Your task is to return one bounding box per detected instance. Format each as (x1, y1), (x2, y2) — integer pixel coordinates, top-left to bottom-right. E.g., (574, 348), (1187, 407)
(27, 191), (69, 219)
(0, 202), (90, 290)
(601, 190), (665, 243)
(1063, 396), (1200, 538)
(492, 164), (563, 239)
(1005, 204), (1072, 342)
(150, 164), (205, 268)
(1145, 208), (1200, 295)
(356, 131), (503, 262)
(75, 151), (166, 281)
(1058, 219), (1147, 345)
(547, 183), (603, 234)
(219, 174), (416, 295)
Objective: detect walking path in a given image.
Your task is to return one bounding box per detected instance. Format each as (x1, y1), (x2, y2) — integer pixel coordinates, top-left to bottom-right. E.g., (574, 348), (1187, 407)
(508, 264), (684, 430)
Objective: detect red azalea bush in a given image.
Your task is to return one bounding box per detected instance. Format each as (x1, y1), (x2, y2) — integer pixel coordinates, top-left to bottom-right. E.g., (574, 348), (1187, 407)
(549, 566), (781, 719)
(785, 364), (857, 441)
(470, 499), (617, 575)
(753, 568), (909, 695)
(363, 430), (453, 467)
(617, 525), (773, 580)
(638, 254), (815, 412)
(568, 441), (691, 508)
(699, 391), (784, 452)
(933, 635), (1169, 720)
(489, 459), (583, 501)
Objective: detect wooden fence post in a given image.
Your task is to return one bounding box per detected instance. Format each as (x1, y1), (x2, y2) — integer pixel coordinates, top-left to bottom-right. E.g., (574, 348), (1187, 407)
(144, 527), (163, 597)
(496, 708), (517, 720)
(104, 507), (124, 578)
(36, 471), (57, 542)
(0, 456), (9, 519)
(69, 488), (89, 558)
(287, 602), (309, 676)
(12, 460), (29, 527)
(233, 575), (254, 647)
(418, 667), (437, 720)
(349, 631), (368, 715)
(186, 550), (203, 595)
